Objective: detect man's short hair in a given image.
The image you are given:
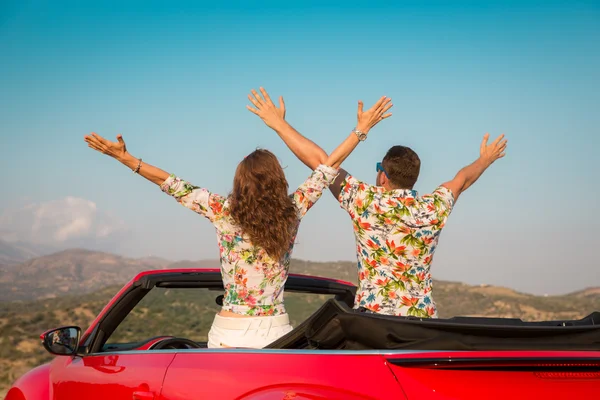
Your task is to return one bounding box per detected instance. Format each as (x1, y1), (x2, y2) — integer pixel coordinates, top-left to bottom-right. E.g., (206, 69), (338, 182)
(382, 146), (421, 189)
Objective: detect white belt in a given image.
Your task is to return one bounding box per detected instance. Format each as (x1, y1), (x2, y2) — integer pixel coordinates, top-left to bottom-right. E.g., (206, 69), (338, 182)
(212, 313), (290, 330)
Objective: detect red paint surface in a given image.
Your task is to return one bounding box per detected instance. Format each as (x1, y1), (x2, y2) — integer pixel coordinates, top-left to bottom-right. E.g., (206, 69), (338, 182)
(50, 353), (176, 400)
(160, 352), (405, 400)
(385, 351), (600, 399)
(5, 364), (50, 400)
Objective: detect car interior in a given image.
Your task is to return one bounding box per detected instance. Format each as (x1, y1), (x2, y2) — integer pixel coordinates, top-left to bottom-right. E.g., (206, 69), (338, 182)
(85, 271), (600, 353)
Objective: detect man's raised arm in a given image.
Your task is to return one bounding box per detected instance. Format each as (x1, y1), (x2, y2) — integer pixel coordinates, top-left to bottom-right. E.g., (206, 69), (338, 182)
(441, 133), (508, 201)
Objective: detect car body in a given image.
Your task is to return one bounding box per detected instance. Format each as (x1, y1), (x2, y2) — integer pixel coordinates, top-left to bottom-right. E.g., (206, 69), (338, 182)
(6, 269), (600, 400)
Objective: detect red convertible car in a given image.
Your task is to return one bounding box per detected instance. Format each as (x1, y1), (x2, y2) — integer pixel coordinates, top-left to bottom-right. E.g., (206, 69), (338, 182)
(6, 269), (600, 399)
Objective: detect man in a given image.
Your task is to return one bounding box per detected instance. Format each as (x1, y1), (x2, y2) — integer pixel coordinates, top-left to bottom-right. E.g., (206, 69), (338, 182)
(249, 88), (507, 318)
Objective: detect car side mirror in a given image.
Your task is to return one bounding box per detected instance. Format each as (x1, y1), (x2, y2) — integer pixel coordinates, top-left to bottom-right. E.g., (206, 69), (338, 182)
(41, 326), (81, 356)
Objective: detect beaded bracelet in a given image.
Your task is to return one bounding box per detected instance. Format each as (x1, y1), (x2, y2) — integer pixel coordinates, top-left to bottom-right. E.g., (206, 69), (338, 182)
(133, 158), (142, 174)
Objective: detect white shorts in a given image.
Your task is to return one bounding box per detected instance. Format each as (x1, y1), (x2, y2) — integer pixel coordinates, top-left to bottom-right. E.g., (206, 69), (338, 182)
(207, 313), (293, 349)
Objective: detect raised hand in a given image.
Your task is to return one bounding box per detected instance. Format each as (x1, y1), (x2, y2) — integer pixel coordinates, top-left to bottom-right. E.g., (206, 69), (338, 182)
(479, 133), (507, 165)
(356, 96), (393, 133)
(84, 133), (128, 161)
(246, 87), (286, 130)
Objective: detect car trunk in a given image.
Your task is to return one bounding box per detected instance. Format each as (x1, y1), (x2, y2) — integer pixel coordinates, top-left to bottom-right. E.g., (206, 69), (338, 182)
(385, 351), (600, 399)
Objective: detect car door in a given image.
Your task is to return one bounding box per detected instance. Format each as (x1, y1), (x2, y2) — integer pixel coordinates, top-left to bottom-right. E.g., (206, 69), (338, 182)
(50, 352), (175, 400)
(160, 351), (406, 400)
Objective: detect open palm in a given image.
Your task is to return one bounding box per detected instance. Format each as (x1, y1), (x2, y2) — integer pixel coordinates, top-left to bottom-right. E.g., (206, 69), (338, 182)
(356, 96), (393, 132)
(480, 133), (507, 165)
(246, 87), (286, 130)
(84, 133), (128, 159)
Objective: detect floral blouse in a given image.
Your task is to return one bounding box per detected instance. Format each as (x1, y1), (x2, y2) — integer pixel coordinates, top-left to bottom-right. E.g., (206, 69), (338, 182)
(338, 174), (455, 318)
(161, 164), (339, 316)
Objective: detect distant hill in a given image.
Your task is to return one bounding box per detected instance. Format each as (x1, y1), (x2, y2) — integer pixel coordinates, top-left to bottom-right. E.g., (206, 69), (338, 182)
(0, 239), (55, 266)
(0, 249), (170, 302)
(135, 256), (172, 268)
(570, 287), (600, 299)
(164, 259), (221, 270)
(433, 281), (600, 322)
(0, 250), (357, 303)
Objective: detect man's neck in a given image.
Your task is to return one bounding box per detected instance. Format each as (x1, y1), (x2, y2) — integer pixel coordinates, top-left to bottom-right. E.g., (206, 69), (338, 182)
(383, 183), (413, 191)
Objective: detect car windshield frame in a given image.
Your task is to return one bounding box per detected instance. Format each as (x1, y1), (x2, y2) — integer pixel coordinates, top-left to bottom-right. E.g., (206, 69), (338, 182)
(81, 270), (356, 354)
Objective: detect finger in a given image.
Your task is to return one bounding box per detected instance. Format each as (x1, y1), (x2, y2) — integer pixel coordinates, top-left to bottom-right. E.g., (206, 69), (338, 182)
(116, 134), (125, 145)
(374, 96), (387, 109)
(480, 133), (490, 153)
(376, 97), (391, 112)
(497, 139), (508, 149)
(251, 89), (264, 105)
(87, 143), (103, 152)
(259, 87), (273, 105)
(357, 100), (364, 114)
(279, 96), (285, 114)
(382, 113), (393, 119)
(91, 133), (108, 145)
(88, 135), (108, 150)
(381, 102), (393, 115)
(248, 94), (261, 109)
(491, 133), (505, 146)
(368, 96), (385, 113)
(246, 105), (259, 115)
(84, 135), (99, 145)
(497, 143), (508, 155)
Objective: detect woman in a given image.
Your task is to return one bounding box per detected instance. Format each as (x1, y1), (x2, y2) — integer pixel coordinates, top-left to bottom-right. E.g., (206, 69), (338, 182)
(84, 88), (392, 348)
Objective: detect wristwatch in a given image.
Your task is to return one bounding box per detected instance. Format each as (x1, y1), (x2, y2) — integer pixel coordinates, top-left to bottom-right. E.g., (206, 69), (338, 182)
(353, 128), (368, 141)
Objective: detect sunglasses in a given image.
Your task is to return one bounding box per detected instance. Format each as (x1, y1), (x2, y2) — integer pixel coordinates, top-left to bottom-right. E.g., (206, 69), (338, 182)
(376, 162), (389, 178)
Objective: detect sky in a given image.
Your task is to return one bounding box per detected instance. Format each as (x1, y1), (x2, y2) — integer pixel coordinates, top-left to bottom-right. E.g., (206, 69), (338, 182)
(0, 0), (598, 295)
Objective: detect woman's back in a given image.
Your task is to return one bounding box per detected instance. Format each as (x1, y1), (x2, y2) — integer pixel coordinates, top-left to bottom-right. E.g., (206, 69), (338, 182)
(160, 163), (339, 316)
(213, 202), (294, 316)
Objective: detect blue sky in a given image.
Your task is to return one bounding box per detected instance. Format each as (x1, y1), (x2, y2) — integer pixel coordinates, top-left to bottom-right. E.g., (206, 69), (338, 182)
(0, 0), (598, 294)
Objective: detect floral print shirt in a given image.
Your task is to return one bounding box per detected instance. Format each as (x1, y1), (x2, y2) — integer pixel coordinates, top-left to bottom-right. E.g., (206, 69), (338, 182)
(161, 165), (339, 316)
(338, 174), (455, 318)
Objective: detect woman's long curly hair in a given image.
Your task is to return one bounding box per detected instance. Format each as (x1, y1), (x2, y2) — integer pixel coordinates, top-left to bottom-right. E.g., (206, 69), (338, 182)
(229, 149), (298, 261)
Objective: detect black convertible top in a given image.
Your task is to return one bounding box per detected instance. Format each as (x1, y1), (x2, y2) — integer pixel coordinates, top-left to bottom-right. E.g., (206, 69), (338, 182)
(268, 299), (600, 350)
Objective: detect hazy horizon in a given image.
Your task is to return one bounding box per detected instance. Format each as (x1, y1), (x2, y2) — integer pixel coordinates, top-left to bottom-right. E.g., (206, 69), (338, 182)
(2, 241), (597, 298)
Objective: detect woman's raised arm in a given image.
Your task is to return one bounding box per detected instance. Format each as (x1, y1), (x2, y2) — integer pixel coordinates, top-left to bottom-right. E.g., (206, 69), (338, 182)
(247, 88), (327, 170)
(84, 133), (225, 222)
(84, 133), (169, 185)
